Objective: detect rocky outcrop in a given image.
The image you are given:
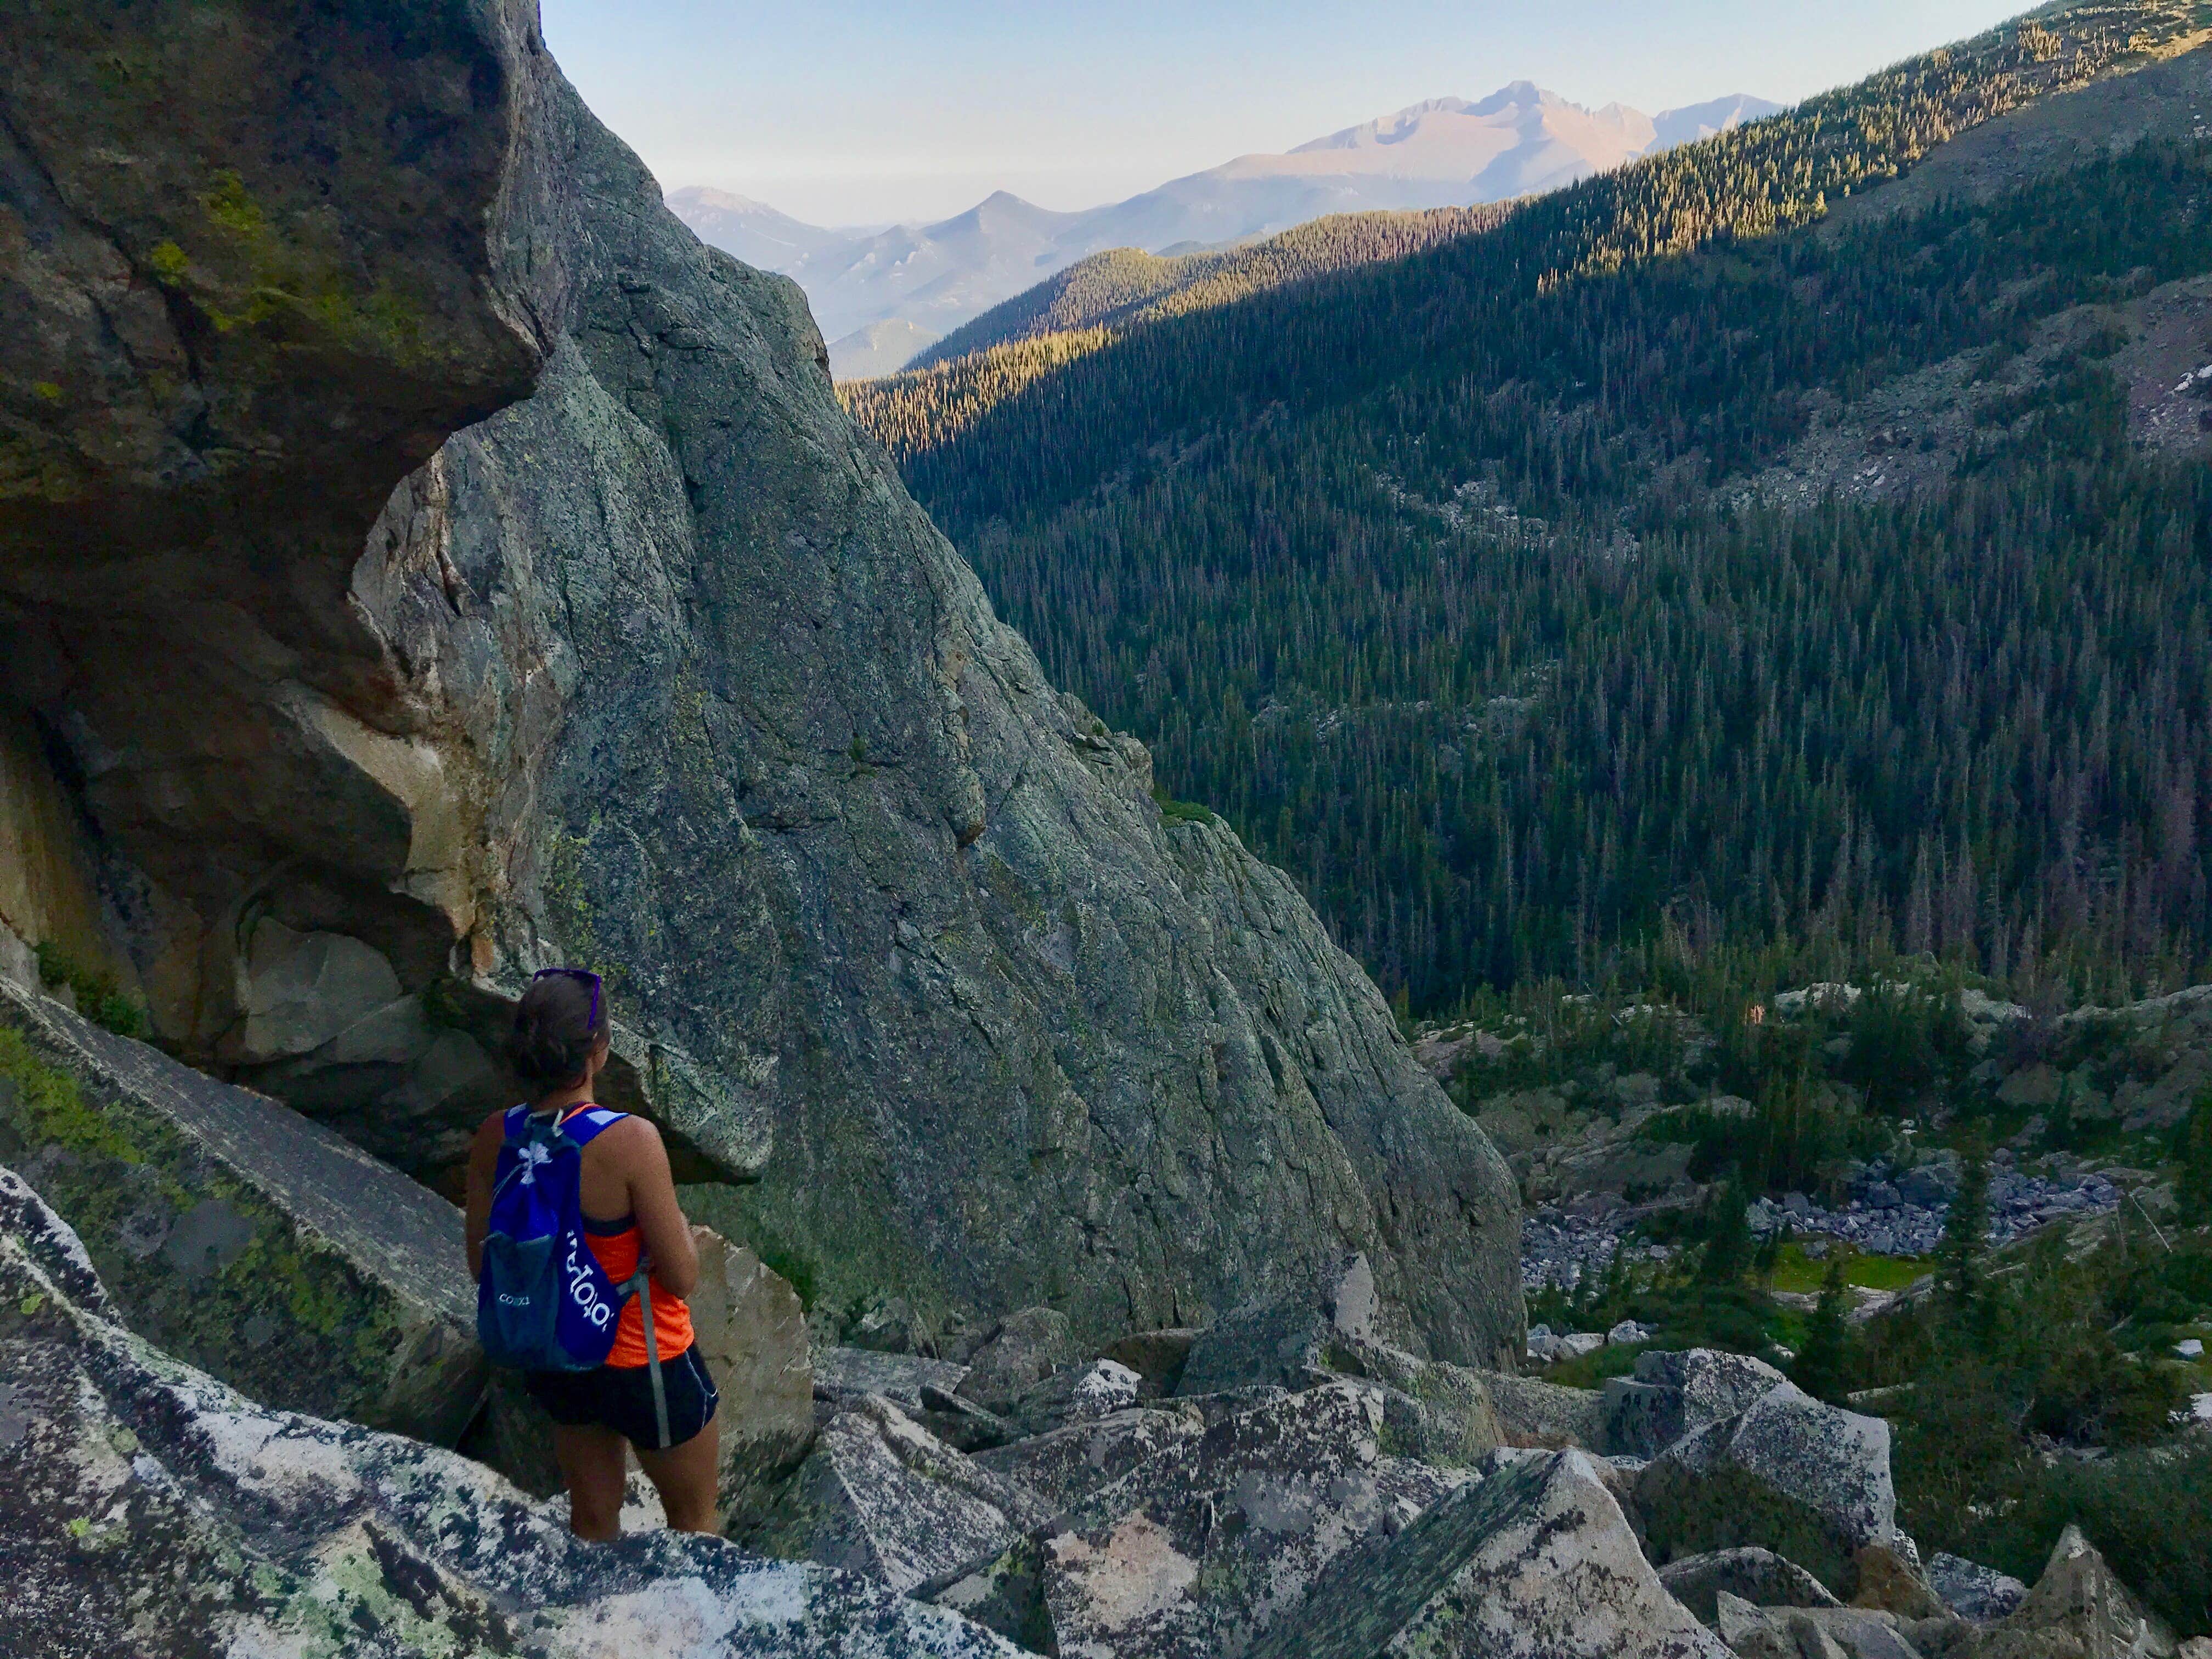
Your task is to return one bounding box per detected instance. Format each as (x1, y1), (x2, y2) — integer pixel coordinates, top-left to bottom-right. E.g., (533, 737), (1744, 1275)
(0, 1160), (1018, 1658)
(1246, 1448), (1731, 1659)
(0, 0), (1519, 1364)
(0, 977), (481, 1444)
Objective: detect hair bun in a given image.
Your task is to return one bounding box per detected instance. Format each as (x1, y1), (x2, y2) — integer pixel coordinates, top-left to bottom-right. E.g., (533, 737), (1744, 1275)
(506, 972), (606, 1089)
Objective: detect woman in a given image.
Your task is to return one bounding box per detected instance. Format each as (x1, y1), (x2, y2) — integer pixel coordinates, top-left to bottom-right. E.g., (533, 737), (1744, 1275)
(464, 968), (720, 1539)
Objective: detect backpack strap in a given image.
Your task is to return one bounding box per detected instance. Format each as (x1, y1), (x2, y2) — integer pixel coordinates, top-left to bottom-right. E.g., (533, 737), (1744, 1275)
(633, 1262), (672, 1450)
(557, 1107), (628, 1150)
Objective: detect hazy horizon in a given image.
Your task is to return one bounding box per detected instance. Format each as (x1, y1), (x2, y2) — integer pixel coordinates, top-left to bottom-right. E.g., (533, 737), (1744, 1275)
(540, 0), (2036, 227)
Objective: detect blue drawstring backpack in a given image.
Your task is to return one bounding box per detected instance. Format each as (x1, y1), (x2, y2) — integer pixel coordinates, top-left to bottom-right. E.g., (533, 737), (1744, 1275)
(477, 1105), (638, 1372)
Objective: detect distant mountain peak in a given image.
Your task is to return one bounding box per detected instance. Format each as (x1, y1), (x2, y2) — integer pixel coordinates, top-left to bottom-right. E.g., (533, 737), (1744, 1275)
(1468, 79), (1566, 115)
(670, 81), (1776, 341)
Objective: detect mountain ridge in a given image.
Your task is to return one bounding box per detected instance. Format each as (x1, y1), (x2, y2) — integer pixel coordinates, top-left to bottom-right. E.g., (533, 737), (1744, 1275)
(672, 83), (1778, 374)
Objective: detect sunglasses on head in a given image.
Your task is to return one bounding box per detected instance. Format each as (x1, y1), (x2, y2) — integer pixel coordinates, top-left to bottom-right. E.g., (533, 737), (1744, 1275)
(532, 966), (603, 1032)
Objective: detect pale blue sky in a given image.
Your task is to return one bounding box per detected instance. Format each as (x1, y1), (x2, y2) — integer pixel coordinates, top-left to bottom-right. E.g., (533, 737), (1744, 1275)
(539, 1), (2036, 227)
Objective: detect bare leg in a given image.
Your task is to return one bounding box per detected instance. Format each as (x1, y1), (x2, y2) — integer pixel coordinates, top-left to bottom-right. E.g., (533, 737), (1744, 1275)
(551, 1422), (628, 1542)
(636, 1412), (721, 1534)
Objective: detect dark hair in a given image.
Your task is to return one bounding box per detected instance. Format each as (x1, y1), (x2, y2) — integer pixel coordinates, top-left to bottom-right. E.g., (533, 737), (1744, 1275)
(507, 970), (607, 1090)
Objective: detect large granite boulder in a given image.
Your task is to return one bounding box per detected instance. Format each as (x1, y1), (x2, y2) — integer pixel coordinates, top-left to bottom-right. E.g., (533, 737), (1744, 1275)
(741, 1395), (1051, 1595)
(1002, 1358), (1144, 1437)
(1926, 1553), (2028, 1624)
(688, 1227), (819, 1519)
(973, 1406), (1207, 1512)
(0, 978), (482, 1444)
(1175, 1251), (1379, 1396)
(1101, 1328), (1201, 1395)
(1638, 1381), (1903, 1592)
(0, 0), (1521, 1364)
(816, 1346), (974, 1413)
(0, 1160), (1016, 1658)
(935, 1379), (1460, 1657)
(1485, 1368), (1609, 1448)
(1606, 1349), (1793, 1459)
(1246, 1447), (1731, 1658)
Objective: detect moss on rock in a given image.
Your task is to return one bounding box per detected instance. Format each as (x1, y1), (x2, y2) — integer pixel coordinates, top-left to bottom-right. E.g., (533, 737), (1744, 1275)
(0, 982), (482, 1444)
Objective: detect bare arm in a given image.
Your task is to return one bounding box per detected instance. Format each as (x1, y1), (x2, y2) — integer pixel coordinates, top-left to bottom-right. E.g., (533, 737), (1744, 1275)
(464, 1111), (506, 1279)
(622, 1118), (699, 1298)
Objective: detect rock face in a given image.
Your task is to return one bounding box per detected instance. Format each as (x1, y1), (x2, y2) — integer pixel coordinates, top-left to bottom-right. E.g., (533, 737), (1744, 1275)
(0, 1161), (1018, 1658)
(0, 977), (482, 1444)
(0, 0), (1520, 1364)
(1246, 1448), (1731, 1659)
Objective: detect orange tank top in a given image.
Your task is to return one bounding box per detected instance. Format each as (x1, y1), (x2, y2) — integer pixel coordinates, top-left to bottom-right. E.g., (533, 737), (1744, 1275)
(566, 1108), (695, 1368)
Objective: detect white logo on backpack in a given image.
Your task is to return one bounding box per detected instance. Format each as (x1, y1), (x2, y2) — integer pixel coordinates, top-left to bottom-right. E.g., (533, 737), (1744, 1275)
(563, 1234), (614, 1329)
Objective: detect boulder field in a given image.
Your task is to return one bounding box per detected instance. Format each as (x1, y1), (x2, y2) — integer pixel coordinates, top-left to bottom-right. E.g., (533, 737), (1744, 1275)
(3, 1113), (2187, 1656)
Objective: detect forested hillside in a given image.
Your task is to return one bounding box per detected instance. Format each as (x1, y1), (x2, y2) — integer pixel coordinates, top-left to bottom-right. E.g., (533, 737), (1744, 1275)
(852, 2), (2212, 1017)
(904, 204), (1512, 364)
(849, 206), (1514, 452)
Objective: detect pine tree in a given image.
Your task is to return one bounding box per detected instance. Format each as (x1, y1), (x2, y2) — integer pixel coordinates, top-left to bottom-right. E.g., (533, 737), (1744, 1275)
(1700, 1183), (1753, 1286)
(1937, 1147), (1991, 1331)
(1792, 1257), (1852, 1404)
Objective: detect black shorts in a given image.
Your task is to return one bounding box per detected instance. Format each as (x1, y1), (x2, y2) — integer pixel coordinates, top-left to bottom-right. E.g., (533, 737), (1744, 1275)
(524, 1346), (719, 1451)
